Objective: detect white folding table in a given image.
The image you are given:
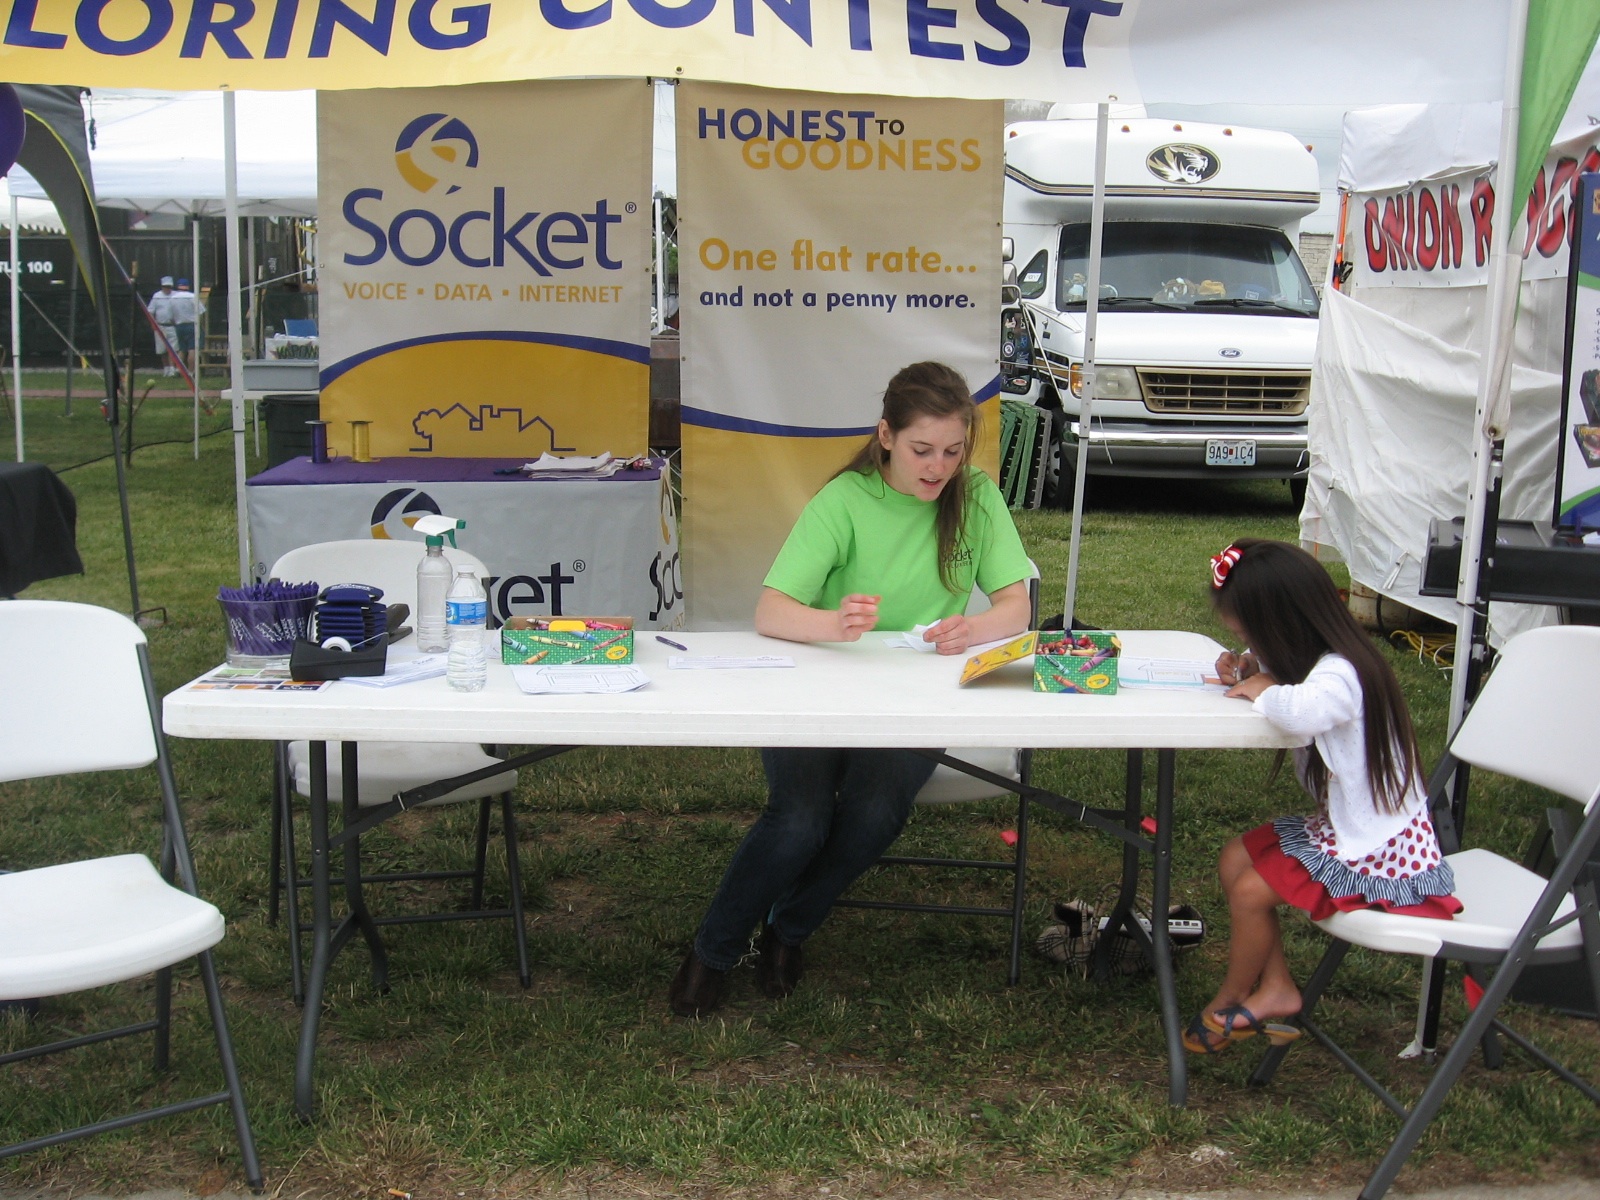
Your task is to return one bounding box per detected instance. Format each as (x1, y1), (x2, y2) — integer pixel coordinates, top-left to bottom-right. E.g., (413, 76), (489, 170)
(164, 629), (1302, 1119)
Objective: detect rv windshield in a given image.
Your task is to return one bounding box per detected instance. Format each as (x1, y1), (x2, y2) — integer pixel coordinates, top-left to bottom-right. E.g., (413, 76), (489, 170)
(1055, 222), (1319, 316)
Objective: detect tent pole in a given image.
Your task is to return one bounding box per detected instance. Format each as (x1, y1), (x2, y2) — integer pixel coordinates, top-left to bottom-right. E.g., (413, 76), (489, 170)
(1062, 100), (1109, 629)
(10, 195), (21, 462)
(64, 265), (76, 417)
(224, 91), (250, 585)
(192, 213), (201, 458)
(653, 193), (665, 335)
(1447, 0), (1530, 739)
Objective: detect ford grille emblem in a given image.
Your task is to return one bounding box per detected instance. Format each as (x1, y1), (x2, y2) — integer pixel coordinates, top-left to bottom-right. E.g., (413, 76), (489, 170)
(1219, 347), (1242, 358)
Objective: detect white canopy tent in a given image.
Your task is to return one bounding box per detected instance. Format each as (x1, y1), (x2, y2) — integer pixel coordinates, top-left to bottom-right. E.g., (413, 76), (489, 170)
(12, 89), (316, 218)
(9, 89), (316, 474)
(1302, 48), (1600, 647)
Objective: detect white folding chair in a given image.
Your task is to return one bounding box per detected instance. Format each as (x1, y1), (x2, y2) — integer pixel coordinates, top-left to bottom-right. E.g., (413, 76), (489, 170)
(0, 601), (261, 1188)
(1247, 624), (1600, 1200)
(267, 539), (527, 999)
(837, 564), (1040, 984)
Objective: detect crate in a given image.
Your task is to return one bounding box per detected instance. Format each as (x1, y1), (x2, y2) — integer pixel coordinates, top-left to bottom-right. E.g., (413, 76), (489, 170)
(244, 358), (320, 391)
(260, 393), (321, 468)
(501, 617), (634, 665)
(1034, 631), (1120, 694)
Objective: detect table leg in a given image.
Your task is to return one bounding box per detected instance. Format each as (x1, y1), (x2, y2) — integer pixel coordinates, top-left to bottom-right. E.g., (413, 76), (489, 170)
(294, 741), (333, 1121)
(1150, 749), (1186, 1107)
(339, 742), (390, 992)
(1094, 750), (1145, 981)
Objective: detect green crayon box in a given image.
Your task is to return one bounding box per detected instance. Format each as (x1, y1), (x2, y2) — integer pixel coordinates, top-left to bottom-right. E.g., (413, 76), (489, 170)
(501, 616), (634, 665)
(1034, 631), (1121, 695)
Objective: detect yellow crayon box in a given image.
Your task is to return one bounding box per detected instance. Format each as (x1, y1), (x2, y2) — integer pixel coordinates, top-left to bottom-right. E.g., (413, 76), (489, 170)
(500, 616), (634, 665)
(1034, 631), (1121, 695)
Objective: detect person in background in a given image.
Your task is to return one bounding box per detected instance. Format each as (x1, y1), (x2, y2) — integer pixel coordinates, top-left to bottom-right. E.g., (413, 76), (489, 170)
(149, 276), (178, 376)
(169, 277), (205, 381)
(1183, 539), (1459, 1055)
(669, 361), (1034, 1018)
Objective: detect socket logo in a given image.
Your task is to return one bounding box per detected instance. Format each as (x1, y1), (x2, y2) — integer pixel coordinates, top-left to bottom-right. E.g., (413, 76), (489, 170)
(394, 113), (480, 195)
(1145, 144), (1219, 185)
(370, 488), (441, 539)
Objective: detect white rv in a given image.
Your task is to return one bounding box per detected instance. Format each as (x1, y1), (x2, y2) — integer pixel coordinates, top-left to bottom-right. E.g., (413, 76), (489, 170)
(999, 118), (1321, 504)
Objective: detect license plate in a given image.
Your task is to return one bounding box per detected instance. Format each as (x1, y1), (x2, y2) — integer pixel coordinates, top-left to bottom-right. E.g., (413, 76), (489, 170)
(1206, 438), (1256, 467)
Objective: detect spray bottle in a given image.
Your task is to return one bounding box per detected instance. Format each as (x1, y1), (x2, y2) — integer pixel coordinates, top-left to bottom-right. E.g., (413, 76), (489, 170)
(412, 515), (464, 653)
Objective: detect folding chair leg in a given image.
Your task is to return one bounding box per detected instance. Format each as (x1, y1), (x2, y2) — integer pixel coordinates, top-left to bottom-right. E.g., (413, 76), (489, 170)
(279, 759), (306, 1006)
(1417, 956), (1446, 1063)
(471, 796), (493, 911)
(1006, 792), (1030, 987)
(1250, 937), (1351, 1088)
(153, 965), (173, 1074)
(1464, 964), (1504, 1069)
(268, 748), (284, 926)
(341, 743), (390, 994)
(501, 792), (531, 987)
(196, 948), (263, 1191)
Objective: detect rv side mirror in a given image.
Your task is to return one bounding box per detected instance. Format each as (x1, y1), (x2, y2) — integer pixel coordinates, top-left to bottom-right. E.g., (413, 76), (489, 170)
(1001, 236), (1014, 263)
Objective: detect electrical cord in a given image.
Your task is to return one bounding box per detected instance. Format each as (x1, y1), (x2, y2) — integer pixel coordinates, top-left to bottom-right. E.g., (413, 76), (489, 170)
(53, 421), (233, 474)
(1389, 628), (1455, 671)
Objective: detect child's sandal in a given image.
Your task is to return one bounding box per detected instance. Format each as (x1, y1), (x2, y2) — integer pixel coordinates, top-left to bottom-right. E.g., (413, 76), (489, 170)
(1205, 1004), (1302, 1046)
(1182, 1011), (1233, 1055)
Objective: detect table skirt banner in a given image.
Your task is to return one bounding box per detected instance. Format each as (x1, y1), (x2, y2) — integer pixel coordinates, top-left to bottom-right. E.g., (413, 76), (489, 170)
(247, 460), (683, 630)
(317, 79), (652, 460)
(676, 83), (1002, 627)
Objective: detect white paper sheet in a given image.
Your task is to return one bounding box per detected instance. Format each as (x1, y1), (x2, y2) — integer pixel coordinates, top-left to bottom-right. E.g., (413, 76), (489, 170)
(882, 624), (937, 652)
(1118, 656), (1225, 691)
(342, 649), (448, 688)
(510, 664), (651, 693)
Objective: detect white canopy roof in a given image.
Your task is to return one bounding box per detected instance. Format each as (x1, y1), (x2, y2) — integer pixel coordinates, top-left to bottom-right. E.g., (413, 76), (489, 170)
(10, 89), (316, 218)
(1338, 44), (1600, 193)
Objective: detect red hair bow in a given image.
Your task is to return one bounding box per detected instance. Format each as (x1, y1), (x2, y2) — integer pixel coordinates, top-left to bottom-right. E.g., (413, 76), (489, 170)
(1211, 544), (1243, 590)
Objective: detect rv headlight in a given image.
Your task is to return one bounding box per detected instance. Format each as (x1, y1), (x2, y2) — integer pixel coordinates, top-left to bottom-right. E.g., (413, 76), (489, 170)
(1069, 364), (1141, 401)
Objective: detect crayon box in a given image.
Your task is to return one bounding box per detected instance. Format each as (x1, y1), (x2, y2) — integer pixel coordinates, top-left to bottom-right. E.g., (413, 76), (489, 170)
(1034, 631), (1121, 695)
(500, 616), (635, 665)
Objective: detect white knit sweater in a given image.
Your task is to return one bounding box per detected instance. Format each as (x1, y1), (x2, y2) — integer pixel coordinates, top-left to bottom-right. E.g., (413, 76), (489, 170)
(1252, 652), (1424, 860)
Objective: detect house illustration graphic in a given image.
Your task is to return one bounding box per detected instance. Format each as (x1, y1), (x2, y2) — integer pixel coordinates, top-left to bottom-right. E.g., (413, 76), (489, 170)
(410, 403), (577, 455)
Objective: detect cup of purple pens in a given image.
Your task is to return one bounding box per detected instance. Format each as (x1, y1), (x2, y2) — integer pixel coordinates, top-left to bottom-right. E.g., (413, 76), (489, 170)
(218, 580), (319, 668)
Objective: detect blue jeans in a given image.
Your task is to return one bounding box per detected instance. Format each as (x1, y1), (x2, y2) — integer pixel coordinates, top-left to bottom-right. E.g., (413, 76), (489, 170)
(692, 747), (938, 970)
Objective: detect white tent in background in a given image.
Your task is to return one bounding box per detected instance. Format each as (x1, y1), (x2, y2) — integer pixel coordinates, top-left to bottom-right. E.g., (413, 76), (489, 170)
(0, 175), (64, 233)
(9, 90), (316, 469)
(1303, 47), (1600, 646)
(11, 89), (316, 218)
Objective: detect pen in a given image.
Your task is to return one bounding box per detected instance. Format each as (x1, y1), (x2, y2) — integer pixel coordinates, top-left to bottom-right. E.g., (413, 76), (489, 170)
(656, 635), (688, 651)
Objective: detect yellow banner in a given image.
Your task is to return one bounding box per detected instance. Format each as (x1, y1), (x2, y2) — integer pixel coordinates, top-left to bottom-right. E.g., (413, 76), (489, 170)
(0, 1), (1139, 101)
(678, 82), (1002, 627)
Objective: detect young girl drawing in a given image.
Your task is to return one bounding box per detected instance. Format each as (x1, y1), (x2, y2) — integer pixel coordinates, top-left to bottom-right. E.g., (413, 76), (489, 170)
(1185, 539), (1460, 1054)
(670, 361), (1034, 1018)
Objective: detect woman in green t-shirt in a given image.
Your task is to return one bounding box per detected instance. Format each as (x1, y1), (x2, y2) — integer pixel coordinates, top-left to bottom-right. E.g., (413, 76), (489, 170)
(670, 362), (1033, 1018)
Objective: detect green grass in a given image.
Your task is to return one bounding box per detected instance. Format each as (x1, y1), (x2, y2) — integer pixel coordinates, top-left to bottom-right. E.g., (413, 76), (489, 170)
(2, 392), (1596, 1197)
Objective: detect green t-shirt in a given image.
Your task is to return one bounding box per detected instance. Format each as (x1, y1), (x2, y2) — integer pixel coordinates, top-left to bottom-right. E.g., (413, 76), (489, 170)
(763, 466), (1031, 632)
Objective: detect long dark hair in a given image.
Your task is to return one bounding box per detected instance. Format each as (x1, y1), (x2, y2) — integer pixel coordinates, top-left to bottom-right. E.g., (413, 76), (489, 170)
(1212, 539), (1421, 813)
(836, 361), (978, 593)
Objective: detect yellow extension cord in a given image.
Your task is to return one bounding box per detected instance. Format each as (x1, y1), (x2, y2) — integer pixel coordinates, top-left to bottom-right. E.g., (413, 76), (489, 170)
(1389, 629), (1455, 671)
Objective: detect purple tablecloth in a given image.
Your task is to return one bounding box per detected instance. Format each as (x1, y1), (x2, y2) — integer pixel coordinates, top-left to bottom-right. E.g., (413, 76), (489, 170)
(248, 456), (662, 485)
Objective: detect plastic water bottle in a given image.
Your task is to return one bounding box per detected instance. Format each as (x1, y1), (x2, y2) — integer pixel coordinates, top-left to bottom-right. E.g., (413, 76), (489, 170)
(445, 568), (488, 692)
(415, 537), (452, 653)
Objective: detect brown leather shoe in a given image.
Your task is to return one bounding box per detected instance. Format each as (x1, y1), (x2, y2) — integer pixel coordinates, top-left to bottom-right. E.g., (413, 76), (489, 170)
(754, 924), (804, 999)
(668, 949), (727, 1017)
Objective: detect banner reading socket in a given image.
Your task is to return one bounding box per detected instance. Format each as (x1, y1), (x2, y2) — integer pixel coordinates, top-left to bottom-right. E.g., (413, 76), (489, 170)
(318, 79), (651, 459)
(678, 82), (1001, 627)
